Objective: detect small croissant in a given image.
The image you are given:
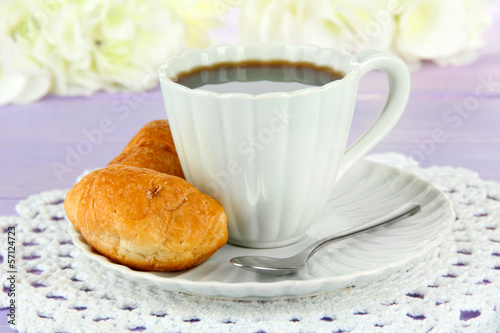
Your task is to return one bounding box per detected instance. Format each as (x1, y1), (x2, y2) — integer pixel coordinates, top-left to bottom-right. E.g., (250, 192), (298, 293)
(64, 120), (228, 271)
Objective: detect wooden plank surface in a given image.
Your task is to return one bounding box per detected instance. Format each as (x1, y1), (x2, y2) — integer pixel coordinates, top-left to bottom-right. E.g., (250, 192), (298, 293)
(1, 70), (499, 202)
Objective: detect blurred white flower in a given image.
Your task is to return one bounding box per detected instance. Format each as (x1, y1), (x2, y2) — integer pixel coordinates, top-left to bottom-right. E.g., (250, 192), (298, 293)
(303, 0), (396, 53)
(238, 0), (495, 68)
(90, 0), (187, 92)
(0, 0), (52, 105)
(164, 0), (223, 48)
(0, 37), (51, 105)
(0, 0), (222, 106)
(239, 0), (396, 53)
(391, 0), (496, 67)
(238, 0), (311, 43)
(434, 0), (495, 66)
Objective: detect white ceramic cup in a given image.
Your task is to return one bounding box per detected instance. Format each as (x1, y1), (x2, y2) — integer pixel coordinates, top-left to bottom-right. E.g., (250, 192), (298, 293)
(159, 44), (410, 248)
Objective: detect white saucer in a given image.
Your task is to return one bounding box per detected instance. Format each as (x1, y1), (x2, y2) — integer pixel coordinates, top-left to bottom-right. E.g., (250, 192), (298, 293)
(68, 159), (455, 299)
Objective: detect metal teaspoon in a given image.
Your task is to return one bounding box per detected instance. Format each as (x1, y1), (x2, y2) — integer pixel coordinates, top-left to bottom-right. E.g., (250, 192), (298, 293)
(230, 202), (421, 275)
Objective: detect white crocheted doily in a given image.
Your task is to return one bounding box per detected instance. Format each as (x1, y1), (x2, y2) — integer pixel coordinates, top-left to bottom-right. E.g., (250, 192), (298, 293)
(1, 153), (499, 332)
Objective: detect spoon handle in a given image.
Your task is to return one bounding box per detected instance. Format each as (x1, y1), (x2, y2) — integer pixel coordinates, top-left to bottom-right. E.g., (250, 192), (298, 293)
(303, 202), (421, 262)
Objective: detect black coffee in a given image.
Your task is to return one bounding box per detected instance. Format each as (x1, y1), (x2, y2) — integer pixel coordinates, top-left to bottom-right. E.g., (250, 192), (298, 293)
(174, 60), (345, 94)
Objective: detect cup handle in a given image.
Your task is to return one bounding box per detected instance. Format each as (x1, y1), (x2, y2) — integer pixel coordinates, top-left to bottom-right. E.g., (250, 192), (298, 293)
(338, 50), (410, 179)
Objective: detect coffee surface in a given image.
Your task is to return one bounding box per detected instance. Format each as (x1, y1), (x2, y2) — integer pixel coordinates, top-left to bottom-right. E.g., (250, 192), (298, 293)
(174, 60), (345, 94)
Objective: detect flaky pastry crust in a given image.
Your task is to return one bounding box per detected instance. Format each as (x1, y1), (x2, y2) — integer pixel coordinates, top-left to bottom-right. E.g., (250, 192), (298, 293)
(108, 120), (185, 178)
(65, 165), (228, 271)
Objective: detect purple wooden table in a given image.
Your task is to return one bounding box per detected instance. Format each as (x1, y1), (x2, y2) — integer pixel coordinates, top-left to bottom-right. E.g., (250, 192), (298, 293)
(1, 6), (500, 332)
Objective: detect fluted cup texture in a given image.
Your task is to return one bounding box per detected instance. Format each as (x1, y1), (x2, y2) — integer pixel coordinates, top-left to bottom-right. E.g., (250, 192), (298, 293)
(159, 44), (408, 248)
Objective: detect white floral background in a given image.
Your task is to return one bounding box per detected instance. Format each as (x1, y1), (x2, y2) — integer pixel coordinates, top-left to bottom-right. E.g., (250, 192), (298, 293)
(0, 0), (496, 106)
